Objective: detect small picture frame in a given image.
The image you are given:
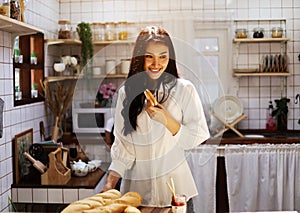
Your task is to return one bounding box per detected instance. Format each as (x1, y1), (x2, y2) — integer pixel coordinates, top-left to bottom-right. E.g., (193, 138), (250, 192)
(13, 128), (33, 184)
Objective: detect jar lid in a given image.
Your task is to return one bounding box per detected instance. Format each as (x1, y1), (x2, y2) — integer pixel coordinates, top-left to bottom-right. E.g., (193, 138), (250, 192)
(117, 21), (128, 24)
(58, 20), (71, 25)
(272, 27), (283, 31)
(91, 22), (105, 25)
(235, 28), (247, 32)
(105, 22), (117, 25)
(253, 27), (264, 32)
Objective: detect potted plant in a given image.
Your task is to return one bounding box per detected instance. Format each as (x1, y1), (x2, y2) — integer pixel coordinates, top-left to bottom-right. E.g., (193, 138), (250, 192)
(272, 97), (290, 131)
(77, 22), (93, 77)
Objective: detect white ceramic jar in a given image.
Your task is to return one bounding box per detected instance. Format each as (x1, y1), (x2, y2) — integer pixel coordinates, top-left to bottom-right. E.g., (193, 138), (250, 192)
(105, 59), (116, 74)
(121, 59), (131, 74)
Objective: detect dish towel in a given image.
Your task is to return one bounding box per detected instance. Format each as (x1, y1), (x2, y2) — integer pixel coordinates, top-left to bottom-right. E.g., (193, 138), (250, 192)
(0, 98), (3, 138)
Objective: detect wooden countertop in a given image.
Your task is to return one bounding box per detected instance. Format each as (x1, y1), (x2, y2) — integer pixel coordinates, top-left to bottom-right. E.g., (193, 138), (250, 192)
(140, 207), (171, 212)
(11, 168), (106, 188)
(205, 129), (300, 145)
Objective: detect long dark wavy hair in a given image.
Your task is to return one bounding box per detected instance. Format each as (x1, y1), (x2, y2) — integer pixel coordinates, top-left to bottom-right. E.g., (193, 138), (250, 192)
(121, 26), (179, 135)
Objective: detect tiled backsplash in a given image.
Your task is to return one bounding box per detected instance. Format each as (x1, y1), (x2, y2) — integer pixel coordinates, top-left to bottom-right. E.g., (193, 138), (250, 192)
(1, 0), (300, 211)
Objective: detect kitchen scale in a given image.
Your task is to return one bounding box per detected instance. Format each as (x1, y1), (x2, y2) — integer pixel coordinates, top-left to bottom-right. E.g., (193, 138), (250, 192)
(212, 96), (247, 137)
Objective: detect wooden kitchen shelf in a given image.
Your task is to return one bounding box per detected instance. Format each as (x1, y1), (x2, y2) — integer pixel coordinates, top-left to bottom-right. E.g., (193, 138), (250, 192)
(45, 39), (135, 46)
(46, 74), (127, 82)
(0, 14), (44, 35)
(233, 37), (290, 43)
(93, 40), (135, 45)
(233, 72), (291, 77)
(45, 39), (81, 45)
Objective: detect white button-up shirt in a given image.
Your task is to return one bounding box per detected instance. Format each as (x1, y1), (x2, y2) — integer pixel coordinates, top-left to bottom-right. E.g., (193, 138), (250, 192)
(109, 78), (210, 207)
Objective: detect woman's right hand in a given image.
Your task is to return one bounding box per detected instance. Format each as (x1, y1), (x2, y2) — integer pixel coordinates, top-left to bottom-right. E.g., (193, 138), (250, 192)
(100, 170), (121, 192)
(100, 182), (113, 193)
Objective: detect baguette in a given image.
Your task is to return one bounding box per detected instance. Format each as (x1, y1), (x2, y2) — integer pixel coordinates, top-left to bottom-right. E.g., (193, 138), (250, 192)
(83, 203), (128, 213)
(124, 206), (141, 213)
(61, 190), (142, 213)
(144, 89), (158, 106)
(114, 192), (142, 207)
(61, 189), (121, 213)
(61, 203), (91, 213)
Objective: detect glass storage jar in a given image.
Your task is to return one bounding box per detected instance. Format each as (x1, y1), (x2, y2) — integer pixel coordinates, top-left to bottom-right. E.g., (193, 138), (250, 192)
(253, 27), (264, 38)
(117, 21), (128, 40)
(0, 0), (10, 17)
(105, 22), (116, 41)
(271, 27), (283, 38)
(91, 22), (105, 41)
(58, 20), (71, 39)
(235, 29), (247, 38)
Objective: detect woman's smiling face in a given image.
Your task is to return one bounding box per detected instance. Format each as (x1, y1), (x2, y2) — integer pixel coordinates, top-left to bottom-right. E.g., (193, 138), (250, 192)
(144, 41), (169, 80)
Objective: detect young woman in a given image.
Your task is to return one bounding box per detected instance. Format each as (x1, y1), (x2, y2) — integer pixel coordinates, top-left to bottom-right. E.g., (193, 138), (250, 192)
(101, 26), (210, 211)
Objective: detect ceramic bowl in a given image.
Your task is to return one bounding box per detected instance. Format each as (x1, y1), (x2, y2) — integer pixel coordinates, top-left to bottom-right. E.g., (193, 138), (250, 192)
(53, 62), (66, 72)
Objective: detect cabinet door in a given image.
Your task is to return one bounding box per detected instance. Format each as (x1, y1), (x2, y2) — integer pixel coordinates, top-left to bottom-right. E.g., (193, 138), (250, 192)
(13, 33), (45, 106)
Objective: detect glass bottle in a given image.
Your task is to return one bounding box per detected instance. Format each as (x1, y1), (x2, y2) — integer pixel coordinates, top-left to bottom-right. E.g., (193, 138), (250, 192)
(266, 101), (276, 130)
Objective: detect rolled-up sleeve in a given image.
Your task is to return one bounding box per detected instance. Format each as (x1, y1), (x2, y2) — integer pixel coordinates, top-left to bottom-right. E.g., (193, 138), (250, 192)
(108, 87), (135, 177)
(173, 80), (210, 149)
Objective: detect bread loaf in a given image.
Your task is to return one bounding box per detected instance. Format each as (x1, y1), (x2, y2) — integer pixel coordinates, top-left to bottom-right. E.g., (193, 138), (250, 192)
(144, 89), (158, 106)
(83, 203), (128, 213)
(61, 189), (142, 213)
(61, 189), (122, 213)
(124, 206), (142, 213)
(114, 192), (142, 207)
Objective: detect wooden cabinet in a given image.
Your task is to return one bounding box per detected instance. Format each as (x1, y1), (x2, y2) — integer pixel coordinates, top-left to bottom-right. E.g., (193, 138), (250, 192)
(14, 33), (45, 106)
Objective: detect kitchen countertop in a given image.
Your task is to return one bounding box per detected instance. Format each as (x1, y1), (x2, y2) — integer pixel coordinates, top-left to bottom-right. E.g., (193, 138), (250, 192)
(205, 129), (300, 145)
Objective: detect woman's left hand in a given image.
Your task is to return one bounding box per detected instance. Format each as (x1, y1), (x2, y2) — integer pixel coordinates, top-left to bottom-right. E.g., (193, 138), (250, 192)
(145, 103), (168, 126)
(145, 103), (180, 135)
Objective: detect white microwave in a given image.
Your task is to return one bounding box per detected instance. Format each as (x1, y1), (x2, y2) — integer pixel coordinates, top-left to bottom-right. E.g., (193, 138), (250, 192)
(72, 106), (113, 134)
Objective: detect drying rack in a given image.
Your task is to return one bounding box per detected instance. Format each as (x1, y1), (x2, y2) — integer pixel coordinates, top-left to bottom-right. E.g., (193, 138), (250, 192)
(212, 112), (247, 138)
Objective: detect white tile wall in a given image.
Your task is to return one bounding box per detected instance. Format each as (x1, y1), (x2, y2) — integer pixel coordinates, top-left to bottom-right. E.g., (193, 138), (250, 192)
(48, 188), (63, 204)
(32, 188), (48, 203)
(63, 188), (78, 203)
(0, 0), (299, 211)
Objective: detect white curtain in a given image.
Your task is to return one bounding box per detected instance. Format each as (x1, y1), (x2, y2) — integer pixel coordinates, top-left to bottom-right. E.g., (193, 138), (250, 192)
(225, 144), (300, 212)
(186, 145), (218, 213)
